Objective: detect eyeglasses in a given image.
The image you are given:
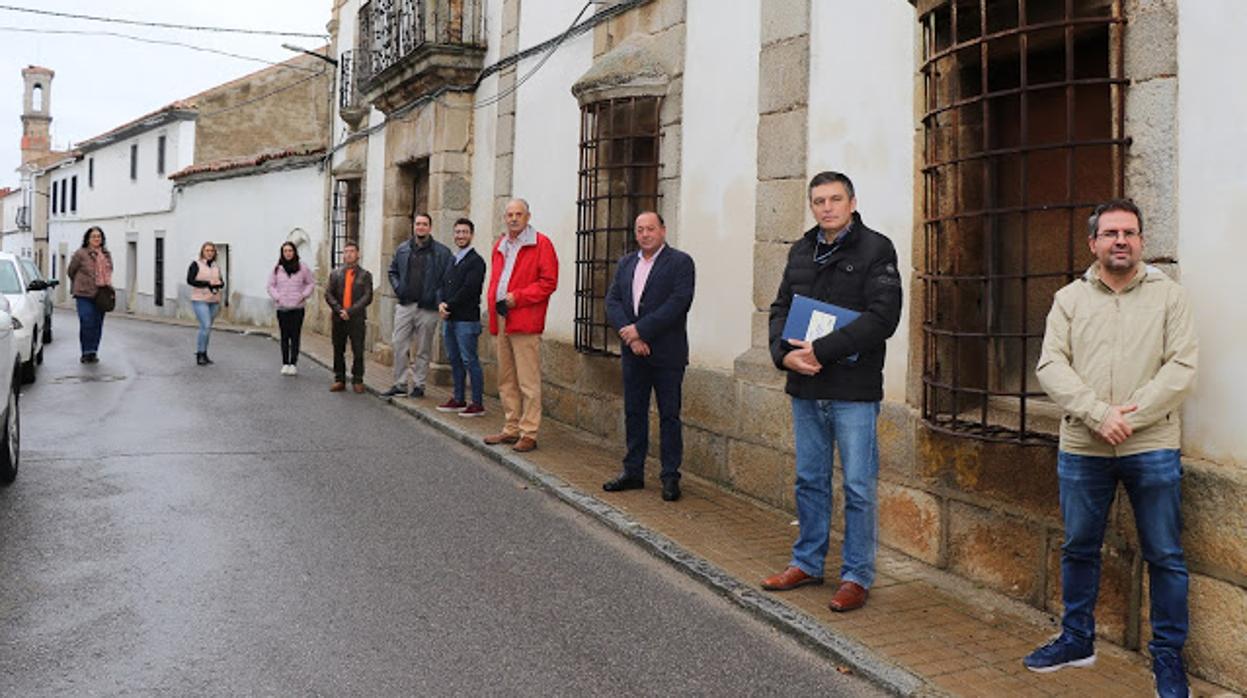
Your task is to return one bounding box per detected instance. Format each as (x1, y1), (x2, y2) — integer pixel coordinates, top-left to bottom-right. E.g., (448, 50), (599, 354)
(1095, 230), (1140, 241)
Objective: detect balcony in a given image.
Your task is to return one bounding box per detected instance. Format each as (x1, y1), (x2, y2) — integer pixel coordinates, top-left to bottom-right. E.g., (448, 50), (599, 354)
(337, 50), (370, 129)
(356, 0), (486, 114)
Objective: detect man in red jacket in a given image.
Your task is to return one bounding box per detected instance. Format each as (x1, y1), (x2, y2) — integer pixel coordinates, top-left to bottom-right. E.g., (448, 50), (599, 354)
(483, 198), (559, 452)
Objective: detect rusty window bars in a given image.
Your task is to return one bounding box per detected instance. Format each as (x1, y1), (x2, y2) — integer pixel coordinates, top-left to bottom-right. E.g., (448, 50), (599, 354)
(574, 97), (662, 356)
(919, 0), (1127, 444)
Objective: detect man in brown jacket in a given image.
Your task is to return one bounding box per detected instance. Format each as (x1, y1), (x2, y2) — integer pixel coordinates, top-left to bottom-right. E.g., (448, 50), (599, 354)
(324, 242), (374, 393)
(1023, 200), (1197, 698)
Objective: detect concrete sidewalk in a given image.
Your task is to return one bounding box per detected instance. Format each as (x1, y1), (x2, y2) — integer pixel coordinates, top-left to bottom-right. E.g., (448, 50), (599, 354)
(131, 312), (1237, 697)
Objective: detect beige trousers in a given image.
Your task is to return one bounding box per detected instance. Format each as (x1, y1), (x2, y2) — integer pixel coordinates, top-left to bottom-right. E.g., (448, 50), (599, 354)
(495, 319), (542, 439)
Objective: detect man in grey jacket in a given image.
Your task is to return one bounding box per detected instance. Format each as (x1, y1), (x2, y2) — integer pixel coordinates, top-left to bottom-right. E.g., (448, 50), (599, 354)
(382, 213), (452, 399)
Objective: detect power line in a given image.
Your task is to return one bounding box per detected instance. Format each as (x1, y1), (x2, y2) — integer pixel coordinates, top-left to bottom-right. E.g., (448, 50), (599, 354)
(0, 26), (321, 72)
(0, 3), (325, 38)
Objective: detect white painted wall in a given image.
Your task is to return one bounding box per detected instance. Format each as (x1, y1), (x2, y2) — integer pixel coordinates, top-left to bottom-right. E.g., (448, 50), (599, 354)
(808, 0), (916, 403)
(46, 118), (195, 306)
(680, 0), (760, 370)
(1177, 1), (1247, 466)
(511, 0), (596, 344)
(467, 0), (504, 265)
(0, 189), (27, 256)
(171, 163), (328, 325)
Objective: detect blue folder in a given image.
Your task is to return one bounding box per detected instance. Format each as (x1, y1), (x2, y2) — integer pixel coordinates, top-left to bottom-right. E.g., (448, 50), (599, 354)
(782, 294), (861, 363)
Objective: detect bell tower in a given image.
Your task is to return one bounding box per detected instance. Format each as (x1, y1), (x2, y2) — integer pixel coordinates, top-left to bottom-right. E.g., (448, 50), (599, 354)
(20, 65), (54, 165)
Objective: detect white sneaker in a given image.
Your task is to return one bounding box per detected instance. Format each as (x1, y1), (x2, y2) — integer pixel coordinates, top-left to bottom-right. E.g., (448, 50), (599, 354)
(288, 365), (298, 376)
(281, 365), (292, 375)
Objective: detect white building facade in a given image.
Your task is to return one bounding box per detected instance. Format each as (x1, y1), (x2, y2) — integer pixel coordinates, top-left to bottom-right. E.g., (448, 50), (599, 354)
(45, 108), (196, 311)
(0, 187), (32, 258)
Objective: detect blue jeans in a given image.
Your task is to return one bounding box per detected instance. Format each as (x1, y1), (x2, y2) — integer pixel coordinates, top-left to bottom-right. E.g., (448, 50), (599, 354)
(192, 301), (220, 353)
(790, 398), (879, 587)
(75, 296), (104, 355)
(1058, 449), (1188, 655)
(443, 320), (484, 405)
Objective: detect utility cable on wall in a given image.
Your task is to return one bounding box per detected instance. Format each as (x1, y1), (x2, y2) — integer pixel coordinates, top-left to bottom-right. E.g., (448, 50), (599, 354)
(0, 3), (326, 38)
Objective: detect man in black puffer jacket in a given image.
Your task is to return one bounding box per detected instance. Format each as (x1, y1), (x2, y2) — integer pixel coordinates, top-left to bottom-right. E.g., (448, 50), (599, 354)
(760, 171), (903, 614)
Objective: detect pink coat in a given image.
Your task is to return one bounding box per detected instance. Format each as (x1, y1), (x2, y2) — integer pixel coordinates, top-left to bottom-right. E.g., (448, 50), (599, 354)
(267, 263), (315, 310)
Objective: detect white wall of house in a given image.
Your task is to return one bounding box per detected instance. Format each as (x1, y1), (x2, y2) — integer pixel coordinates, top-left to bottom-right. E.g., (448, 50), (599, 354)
(331, 0), (390, 285)
(467, 0), (503, 263)
(510, 0), (596, 345)
(171, 163), (328, 326)
(1177, 0), (1247, 466)
(680, 0), (760, 370)
(808, 0), (916, 403)
(46, 118), (195, 311)
(0, 188), (31, 256)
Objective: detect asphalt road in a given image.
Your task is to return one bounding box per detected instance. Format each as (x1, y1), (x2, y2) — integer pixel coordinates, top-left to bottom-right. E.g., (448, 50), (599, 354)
(0, 310), (883, 697)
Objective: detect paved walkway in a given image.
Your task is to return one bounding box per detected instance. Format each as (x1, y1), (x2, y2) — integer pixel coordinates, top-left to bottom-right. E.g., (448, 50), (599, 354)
(122, 311), (1237, 697)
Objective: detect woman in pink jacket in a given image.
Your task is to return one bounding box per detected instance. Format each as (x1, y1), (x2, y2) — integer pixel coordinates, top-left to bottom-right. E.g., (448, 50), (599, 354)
(266, 242), (315, 375)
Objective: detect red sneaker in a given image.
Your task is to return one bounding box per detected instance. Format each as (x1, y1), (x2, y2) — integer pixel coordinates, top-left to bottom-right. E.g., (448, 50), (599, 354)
(459, 403), (485, 418)
(436, 399), (467, 413)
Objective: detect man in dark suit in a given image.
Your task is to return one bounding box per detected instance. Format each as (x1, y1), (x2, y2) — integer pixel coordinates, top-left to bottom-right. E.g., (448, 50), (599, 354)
(602, 212), (696, 502)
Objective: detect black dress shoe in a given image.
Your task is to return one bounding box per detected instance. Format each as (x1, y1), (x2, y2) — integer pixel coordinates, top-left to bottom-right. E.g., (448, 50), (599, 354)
(603, 475), (644, 492)
(661, 479), (681, 502)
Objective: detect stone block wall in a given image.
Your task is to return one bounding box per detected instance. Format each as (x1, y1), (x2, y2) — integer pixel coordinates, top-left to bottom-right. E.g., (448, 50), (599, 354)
(193, 54), (332, 165)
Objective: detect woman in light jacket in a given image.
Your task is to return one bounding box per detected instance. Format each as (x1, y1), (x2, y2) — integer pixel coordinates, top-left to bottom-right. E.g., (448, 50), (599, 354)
(65, 226), (113, 363)
(187, 241), (225, 366)
(266, 242), (315, 375)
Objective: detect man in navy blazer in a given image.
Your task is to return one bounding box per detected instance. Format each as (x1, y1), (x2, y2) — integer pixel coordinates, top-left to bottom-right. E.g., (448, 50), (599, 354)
(602, 212), (696, 501)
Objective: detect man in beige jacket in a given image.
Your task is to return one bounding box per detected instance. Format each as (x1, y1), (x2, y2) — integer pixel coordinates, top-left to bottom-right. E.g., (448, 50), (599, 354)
(1024, 200), (1197, 698)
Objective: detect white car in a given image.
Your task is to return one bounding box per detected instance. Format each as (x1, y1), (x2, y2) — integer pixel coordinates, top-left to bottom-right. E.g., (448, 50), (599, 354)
(0, 251), (47, 384)
(19, 257), (57, 345)
(0, 294), (21, 484)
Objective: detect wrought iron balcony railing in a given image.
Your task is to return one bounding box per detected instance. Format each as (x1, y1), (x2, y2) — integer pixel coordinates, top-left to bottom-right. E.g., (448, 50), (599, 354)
(338, 49), (368, 113)
(356, 0), (485, 89)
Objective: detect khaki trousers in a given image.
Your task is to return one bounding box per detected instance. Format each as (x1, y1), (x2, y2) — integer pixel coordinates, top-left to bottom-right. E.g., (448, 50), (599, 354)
(393, 304), (439, 389)
(495, 319), (542, 439)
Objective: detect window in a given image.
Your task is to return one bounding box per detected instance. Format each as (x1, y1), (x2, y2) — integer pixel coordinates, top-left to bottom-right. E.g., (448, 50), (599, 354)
(918, 0), (1127, 443)
(574, 96), (662, 355)
(154, 237), (165, 306)
(130, 143), (138, 180)
(70, 175), (77, 213)
(157, 135), (167, 175)
(0, 261), (23, 294)
(51, 180), (59, 215)
(331, 179), (362, 267)
(88, 157), (94, 188)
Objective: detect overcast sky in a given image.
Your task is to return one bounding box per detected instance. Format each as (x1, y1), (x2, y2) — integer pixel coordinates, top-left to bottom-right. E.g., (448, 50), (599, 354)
(1, 1), (329, 187)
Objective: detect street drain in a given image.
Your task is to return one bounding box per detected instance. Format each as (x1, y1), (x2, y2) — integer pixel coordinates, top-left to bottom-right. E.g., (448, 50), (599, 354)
(50, 374), (128, 384)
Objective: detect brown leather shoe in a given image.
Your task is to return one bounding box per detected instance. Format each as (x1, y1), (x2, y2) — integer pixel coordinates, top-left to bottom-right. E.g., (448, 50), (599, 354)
(483, 432), (520, 445)
(329, 382), (346, 392)
(352, 383), (366, 394)
(512, 436), (537, 453)
(828, 581), (869, 612)
(760, 566), (824, 592)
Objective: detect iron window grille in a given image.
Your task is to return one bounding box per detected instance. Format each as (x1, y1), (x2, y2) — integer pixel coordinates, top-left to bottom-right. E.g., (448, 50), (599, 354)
(331, 178), (362, 268)
(574, 96), (662, 356)
(154, 237), (165, 307)
(919, 0), (1127, 444)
